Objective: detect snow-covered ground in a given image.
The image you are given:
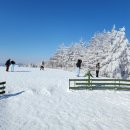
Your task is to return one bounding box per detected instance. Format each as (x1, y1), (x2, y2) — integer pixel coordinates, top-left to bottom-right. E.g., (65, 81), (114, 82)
(0, 66), (130, 130)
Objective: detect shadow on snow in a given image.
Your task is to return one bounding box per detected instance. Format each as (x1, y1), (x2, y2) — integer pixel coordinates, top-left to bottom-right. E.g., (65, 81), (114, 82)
(10, 71), (31, 72)
(0, 91), (25, 100)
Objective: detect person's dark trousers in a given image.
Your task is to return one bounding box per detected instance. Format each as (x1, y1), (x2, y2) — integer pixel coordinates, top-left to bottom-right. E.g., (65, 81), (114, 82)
(6, 65), (9, 72)
(96, 70), (99, 77)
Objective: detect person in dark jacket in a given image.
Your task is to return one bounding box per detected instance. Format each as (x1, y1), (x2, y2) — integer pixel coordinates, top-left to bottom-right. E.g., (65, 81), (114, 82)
(10, 60), (16, 72)
(5, 59), (11, 72)
(40, 61), (44, 70)
(76, 59), (82, 77)
(96, 63), (100, 77)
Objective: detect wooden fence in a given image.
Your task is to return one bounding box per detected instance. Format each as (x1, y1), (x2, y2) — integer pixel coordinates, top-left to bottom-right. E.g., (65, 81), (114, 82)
(69, 78), (130, 90)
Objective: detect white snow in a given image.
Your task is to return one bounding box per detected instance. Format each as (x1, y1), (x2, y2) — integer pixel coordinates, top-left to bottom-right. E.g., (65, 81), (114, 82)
(1, 66), (130, 130)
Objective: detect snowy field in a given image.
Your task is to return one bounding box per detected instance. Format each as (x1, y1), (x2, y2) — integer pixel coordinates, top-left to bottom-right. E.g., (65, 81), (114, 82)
(0, 66), (130, 130)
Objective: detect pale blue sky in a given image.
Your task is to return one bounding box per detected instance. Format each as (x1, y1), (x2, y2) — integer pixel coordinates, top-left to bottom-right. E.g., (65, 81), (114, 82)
(0, 0), (130, 63)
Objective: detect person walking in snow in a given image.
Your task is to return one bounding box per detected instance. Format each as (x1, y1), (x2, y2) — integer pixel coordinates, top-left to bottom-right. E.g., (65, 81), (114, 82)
(76, 59), (82, 77)
(40, 61), (44, 70)
(10, 60), (16, 72)
(96, 63), (100, 77)
(5, 59), (11, 72)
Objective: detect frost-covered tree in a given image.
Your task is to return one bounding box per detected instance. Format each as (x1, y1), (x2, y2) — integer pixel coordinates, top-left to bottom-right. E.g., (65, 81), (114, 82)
(101, 27), (130, 79)
(47, 26), (130, 79)
(46, 40), (87, 70)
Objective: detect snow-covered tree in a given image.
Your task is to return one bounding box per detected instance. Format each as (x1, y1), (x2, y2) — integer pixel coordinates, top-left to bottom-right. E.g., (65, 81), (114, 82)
(101, 27), (130, 79)
(47, 26), (130, 79)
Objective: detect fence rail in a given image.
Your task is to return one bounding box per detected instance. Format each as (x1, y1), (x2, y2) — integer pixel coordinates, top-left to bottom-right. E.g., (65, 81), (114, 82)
(69, 78), (130, 90)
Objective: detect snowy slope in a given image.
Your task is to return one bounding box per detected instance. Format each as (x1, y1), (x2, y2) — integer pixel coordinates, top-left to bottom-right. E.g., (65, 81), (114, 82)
(0, 66), (130, 130)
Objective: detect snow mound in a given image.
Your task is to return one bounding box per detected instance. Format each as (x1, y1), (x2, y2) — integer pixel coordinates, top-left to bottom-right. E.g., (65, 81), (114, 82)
(0, 66), (130, 130)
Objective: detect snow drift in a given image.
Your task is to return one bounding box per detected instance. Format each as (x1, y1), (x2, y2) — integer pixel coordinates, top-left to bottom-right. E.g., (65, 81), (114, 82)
(0, 66), (130, 130)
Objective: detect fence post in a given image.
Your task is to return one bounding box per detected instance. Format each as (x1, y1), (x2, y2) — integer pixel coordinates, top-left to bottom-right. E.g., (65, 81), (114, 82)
(69, 80), (70, 88)
(119, 79), (120, 88)
(74, 81), (76, 87)
(115, 79), (116, 88)
(91, 79), (92, 87)
(86, 71), (93, 87)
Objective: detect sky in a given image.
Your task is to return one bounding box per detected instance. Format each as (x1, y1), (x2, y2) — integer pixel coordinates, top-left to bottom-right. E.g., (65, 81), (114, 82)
(0, 0), (130, 64)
